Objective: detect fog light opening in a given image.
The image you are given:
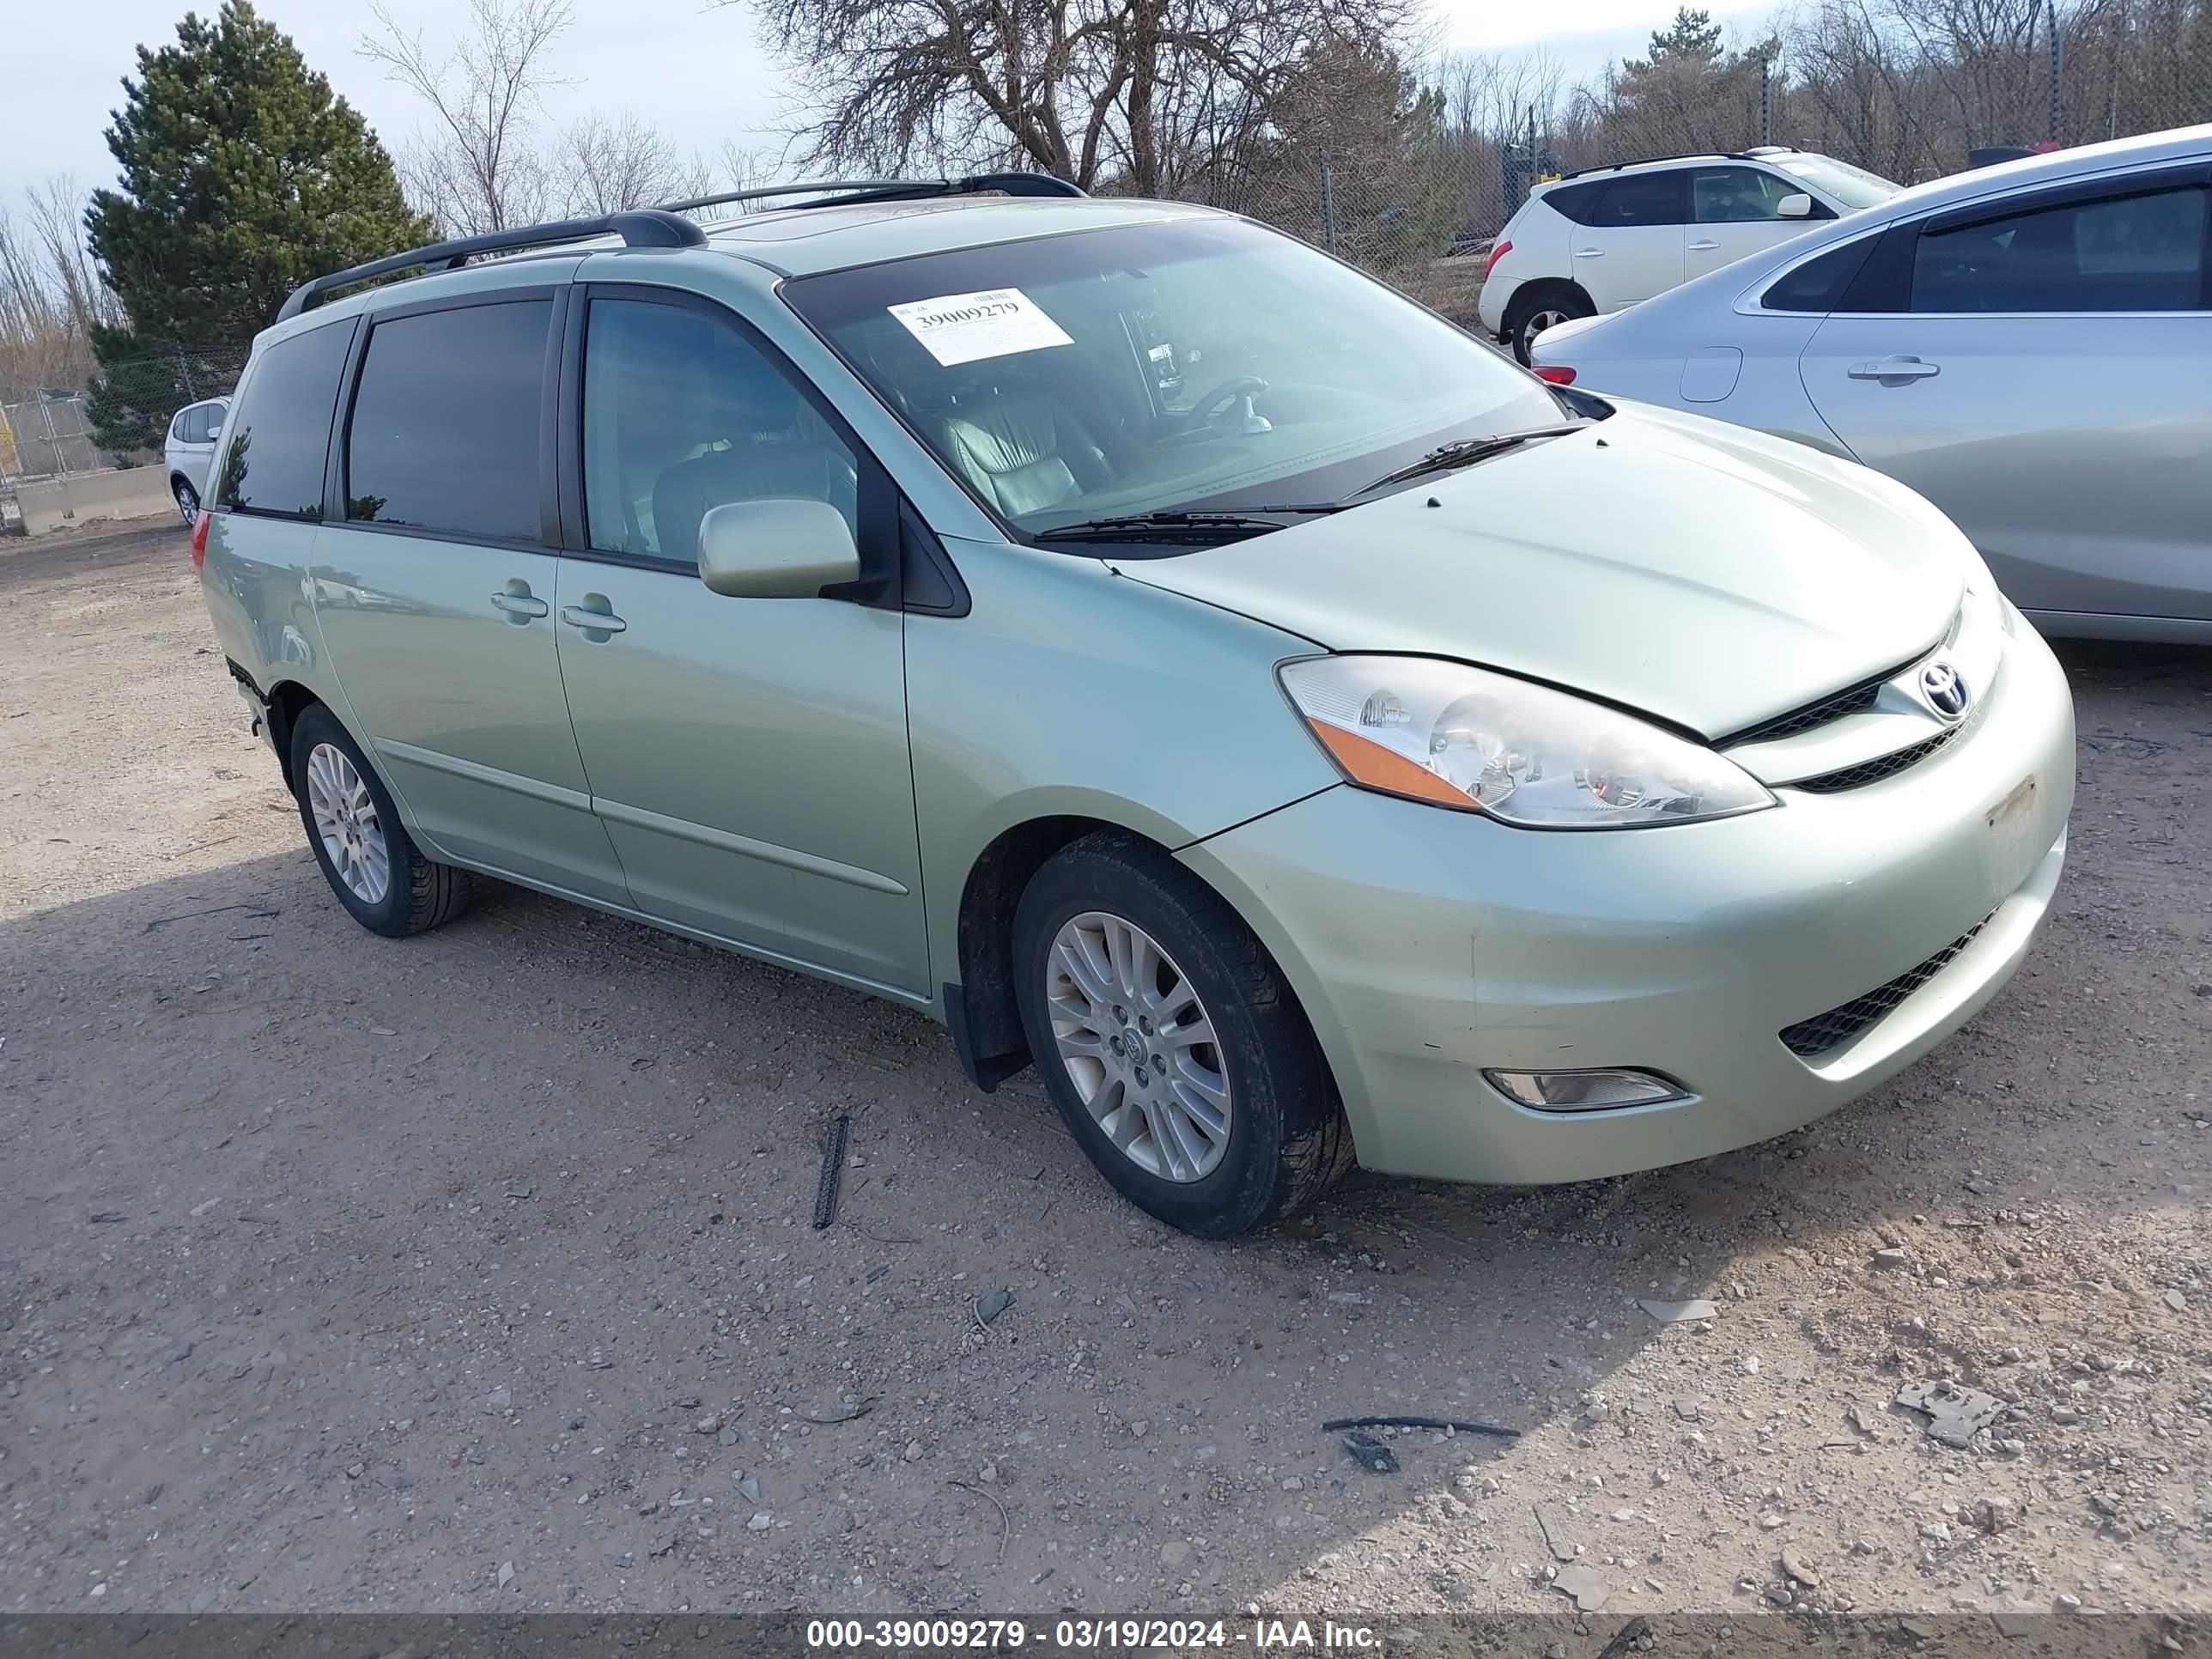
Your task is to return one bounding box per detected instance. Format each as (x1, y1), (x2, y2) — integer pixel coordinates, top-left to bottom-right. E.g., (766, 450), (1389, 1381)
(1484, 1067), (1688, 1112)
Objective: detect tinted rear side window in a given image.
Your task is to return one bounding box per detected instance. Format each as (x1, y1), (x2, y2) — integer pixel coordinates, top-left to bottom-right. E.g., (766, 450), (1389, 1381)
(345, 301), (550, 541)
(215, 325), (352, 519)
(1541, 181), (1608, 225)
(1763, 235), (1879, 311)
(1912, 186), (2208, 313)
(1594, 173), (1685, 227)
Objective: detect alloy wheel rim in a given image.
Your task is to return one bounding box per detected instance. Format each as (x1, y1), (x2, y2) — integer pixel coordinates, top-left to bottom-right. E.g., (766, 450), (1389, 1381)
(175, 483), (198, 525)
(1527, 307), (1572, 339)
(1045, 911), (1231, 1183)
(306, 742), (391, 905)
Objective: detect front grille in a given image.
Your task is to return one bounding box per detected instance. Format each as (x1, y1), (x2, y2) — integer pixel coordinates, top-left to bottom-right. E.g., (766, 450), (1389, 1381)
(1725, 669), (1893, 746)
(1778, 915), (1990, 1058)
(1790, 723), (1962, 793)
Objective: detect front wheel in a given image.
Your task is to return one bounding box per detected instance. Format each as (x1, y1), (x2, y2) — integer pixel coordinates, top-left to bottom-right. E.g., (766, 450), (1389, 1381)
(1012, 831), (1350, 1237)
(289, 704), (471, 938)
(173, 478), (199, 526)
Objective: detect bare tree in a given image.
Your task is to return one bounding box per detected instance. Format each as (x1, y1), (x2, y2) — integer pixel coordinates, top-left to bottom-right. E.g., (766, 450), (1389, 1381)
(0, 177), (119, 395)
(556, 112), (719, 214)
(358, 0), (574, 234)
(739, 0), (1425, 195)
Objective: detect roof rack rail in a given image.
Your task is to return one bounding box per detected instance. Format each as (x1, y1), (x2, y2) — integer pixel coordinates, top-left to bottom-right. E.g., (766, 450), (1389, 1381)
(275, 209), (704, 323)
(1557, 149), (1787, 180)
(659, 171), (1085, 216)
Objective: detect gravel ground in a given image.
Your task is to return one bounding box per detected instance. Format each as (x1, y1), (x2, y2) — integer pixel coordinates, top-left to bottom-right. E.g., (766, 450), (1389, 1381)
(2, 518), (2208, 1620)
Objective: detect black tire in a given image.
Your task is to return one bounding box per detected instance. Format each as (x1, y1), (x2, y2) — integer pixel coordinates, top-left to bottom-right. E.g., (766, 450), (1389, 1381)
(1504, 286), (1594, 366)
(1012, 830), (1351, 1237)
(173, 478), (199, 526)
(289, 704), (471, 939)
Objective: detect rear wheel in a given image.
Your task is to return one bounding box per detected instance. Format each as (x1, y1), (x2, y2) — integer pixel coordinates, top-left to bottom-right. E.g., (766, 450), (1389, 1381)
(173, 478), (199, 526)
(1012, 830), (1350, 1237)
(289, 704), (471, 938)
(1505, 287), (1593, 366)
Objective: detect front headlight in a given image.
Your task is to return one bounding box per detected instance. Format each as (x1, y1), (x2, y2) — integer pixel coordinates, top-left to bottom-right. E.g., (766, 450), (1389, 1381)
(1280, 655), (1776, 830)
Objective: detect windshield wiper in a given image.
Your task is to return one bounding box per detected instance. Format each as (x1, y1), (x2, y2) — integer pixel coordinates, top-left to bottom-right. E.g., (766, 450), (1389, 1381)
(1348, 423), (1589, 499)
(1035, 505), (1343, 544)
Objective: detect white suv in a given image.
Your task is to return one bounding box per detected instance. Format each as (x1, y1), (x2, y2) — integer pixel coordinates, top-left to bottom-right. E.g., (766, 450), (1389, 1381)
(1478, 149), (1900, 362)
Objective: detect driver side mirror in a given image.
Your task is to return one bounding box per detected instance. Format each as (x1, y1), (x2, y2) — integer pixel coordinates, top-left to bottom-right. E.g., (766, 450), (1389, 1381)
(1777, 192), (1814, 219)
(696, 498), (860, 599)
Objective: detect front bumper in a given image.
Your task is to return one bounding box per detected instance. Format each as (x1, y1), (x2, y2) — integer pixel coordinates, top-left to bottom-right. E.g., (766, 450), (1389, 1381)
(1180, 625), (2075, 1186)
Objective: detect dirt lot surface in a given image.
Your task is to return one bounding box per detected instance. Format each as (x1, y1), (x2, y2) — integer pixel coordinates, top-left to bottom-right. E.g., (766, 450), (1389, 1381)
(3, 519), (2209, 1620)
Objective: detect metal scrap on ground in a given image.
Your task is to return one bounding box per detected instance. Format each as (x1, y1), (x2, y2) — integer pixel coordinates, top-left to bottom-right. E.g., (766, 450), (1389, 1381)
(812, 1115), (849, 1229)
(1321, 1413), (1519, 1438)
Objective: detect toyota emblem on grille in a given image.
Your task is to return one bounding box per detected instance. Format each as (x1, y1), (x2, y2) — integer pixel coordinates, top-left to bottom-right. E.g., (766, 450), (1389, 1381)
(1919, 660), (1969, 720)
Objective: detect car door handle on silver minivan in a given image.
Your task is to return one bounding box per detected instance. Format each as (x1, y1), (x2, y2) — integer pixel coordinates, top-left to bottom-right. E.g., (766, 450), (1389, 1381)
(559, 604), (628, 635)
(1849, 356), (1942, 382)
(1573, 247), (1604, 258)
(489, 590), (549, 619)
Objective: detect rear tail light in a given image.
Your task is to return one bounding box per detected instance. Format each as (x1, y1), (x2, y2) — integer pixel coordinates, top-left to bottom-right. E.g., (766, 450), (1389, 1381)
(1534, 365), (1577, 386)
(190, 510), (211, 570)
(1481, 239), (1513, 281)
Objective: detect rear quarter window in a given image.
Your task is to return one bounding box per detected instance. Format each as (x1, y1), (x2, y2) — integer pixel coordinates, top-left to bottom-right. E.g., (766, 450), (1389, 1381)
(1539, 181), (1608, 225)
(215, 325), (352, 520)
(1762, 235), (1880, 311)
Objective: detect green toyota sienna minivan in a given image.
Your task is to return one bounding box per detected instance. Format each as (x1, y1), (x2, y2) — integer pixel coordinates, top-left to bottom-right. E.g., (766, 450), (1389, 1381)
(192, 174), (2074, 1237)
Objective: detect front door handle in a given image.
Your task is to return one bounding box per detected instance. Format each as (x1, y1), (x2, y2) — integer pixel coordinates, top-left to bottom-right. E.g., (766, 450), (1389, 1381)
(1687, 239), (1720, 251)
(559, 604), (628, 635)
(1849, 356), (1942, 382)
(1573, 247), (1604, 258)
(489, 590), (549, 619)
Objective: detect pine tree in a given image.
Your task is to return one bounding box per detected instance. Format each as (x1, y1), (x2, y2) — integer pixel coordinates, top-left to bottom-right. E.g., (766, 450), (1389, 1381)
(84, 2), (429, 458)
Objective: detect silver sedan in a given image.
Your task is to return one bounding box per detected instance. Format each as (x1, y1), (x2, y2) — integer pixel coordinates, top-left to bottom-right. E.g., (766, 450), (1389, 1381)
(1529, 125), (2212, 643)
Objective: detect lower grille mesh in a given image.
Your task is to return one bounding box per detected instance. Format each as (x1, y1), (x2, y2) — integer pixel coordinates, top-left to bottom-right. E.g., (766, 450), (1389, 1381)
(1778, 915), (1992, 1058)
(1790, 723), (1962, 793)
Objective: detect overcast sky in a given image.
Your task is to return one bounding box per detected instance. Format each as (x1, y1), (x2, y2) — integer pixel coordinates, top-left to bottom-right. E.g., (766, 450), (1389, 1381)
(9, 0), (1781, 209)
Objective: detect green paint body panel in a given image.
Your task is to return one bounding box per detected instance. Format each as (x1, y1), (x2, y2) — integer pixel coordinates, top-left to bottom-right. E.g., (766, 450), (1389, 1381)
(198, 195), (2078, 1189)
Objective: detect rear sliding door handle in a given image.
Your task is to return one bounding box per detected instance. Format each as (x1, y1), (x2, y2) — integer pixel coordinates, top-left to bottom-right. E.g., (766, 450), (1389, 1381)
(1849, 356), (1942, 382)
(489, 591), (549, 618)
(559, 605), (628, 634)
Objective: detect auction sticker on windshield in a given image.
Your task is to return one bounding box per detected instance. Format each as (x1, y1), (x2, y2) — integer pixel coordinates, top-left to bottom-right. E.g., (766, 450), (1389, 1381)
(888, 288), (1074, 367)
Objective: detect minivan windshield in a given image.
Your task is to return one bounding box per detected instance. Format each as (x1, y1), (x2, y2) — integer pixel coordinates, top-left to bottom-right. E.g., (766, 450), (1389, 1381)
(781, 217), (1568, 544)
(1775, 154), (1901, 210)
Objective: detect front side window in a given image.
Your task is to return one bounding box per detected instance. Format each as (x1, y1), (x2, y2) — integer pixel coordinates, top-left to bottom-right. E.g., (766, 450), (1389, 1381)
(214, 325), (351, 519)
(782, 218), (1565, 542)
(1594, 173), (1685, 227)
(580, 299), (858, 563)
(1692, 167), (1799, 223)
(344, 301), (550, 540)
(1912, 186), (2208, 313)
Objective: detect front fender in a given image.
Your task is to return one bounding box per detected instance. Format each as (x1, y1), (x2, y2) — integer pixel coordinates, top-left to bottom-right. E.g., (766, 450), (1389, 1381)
(908, 538), (1340, 1008)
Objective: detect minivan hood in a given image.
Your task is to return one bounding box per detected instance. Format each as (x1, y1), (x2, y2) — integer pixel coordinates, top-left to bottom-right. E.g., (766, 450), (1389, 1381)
(1117, 405), (1967, 738)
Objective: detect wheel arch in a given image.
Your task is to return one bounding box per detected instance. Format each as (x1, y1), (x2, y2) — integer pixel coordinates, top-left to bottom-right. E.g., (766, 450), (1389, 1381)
(1504, 276), (1595, 324)
(261, 678), (328, 792)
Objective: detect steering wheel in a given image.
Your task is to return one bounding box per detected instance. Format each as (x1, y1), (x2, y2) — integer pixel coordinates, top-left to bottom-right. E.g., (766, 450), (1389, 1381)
(1170, 375), (1272, 443)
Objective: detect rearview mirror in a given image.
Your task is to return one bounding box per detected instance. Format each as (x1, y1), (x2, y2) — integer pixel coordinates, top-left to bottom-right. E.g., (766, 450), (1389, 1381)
(696, 498), (860, 599)
(1777, 192), (1814, 219)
